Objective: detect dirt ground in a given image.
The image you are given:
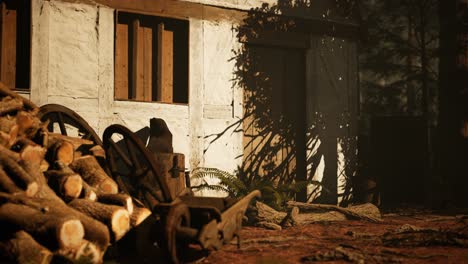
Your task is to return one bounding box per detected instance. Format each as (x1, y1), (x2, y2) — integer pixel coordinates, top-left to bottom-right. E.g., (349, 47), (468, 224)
(200, 210), (468, 264)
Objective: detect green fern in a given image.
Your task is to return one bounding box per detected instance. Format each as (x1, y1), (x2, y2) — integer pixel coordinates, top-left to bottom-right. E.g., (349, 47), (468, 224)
(190, 167), (310, 210)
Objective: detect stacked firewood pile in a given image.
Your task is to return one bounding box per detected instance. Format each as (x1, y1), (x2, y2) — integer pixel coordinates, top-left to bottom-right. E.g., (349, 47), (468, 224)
(0, 83), (151, 263)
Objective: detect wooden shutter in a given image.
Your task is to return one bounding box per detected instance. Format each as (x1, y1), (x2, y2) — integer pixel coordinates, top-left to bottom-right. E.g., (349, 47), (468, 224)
(157, 23), (174, 103)
(114, 14), (129, 100)
(0, 2), (17, 88)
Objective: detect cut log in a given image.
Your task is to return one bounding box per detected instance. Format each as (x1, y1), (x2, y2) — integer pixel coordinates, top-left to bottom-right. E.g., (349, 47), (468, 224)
(2, 192), (110, 251)
(0, 152), (38, 197)
(45, 170), (83, 200)
(48, 133), (94, 150)
(97, 193), (133, 215)
(0, 166), (21, 194)
(54, 240), (102, 264)
(0, 124), (18, 148)
(46, 139), (74, 166)
(130, 207), (152, 227)
(0, 96), (24, 116)
(89, 145), (106, 159)
(0, 231), (53, 264)
(68, 199), (130, 242)
(70, 155), (118, 194)
(0, 202), (85, 250)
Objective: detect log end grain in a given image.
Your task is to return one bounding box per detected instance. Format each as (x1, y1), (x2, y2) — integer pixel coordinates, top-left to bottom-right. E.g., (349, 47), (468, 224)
(112, 209), (130, 241)
(58, 219), (85, 249)
(130, 207), (152, 227)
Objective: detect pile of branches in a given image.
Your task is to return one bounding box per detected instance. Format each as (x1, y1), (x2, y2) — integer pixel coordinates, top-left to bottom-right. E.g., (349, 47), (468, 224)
(0, 83), (151, 263)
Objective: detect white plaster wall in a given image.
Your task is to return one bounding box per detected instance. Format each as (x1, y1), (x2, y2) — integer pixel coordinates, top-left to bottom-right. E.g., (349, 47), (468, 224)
(30, 0), (245, 183)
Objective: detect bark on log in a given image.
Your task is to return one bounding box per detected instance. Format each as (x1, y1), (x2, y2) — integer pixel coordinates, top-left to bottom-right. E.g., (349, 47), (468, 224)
(130, 207), (152, 227)
(286, 202), (382, 223)
(0, 116), (16, 133)
(70, 155), (118, 194)
(68, 199), (130, 242)
(97, 193), (133, 215)
(0, 96), (23, 116)
(0, 202), (85, 250)
(0, 167), (21, 194)
(16, 111), (41, 138)
(48, 133), (93, 150)
(0, 231), (53, 264)
(0, 152), (38, 197)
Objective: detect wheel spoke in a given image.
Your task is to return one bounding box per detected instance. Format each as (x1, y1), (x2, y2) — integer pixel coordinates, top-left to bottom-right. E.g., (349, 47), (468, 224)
(109, 139), (133, 168)
(134, 166), (149, 178)
(124, 137), (141, 170)
(57, 112), (68, 136)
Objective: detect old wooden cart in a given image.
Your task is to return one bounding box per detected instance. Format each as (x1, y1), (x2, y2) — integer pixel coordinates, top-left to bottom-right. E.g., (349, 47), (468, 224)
(39, 104), (260, 263)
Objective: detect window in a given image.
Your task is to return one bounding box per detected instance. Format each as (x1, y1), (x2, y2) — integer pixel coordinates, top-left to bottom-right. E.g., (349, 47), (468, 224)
(114, 12), (189, 104)
(0, 0), (31, 90)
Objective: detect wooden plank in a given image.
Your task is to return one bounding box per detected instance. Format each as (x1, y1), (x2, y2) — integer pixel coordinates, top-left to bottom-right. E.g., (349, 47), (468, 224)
(0, 3), (17, 88)
(157, 23), (173, 103)
(136, 22), (145, 101)
(114, 22), (129, 100)
(143, 26), (152, 101)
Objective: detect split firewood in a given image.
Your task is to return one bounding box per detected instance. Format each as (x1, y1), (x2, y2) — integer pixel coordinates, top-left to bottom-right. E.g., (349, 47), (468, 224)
(16, 111), (41, 138)
(45, 170), (83, 200)
(68, 199), (130, 242)
(0, 202), (85, 250)
(0, 115), (17, 133)
(0, 96), (24, 116)
(46, 139), (75, 166)
(130, 207), (152, 227)
(97, 193), (134, 215)
(0, 124), (18, 147)
(70, 155), (118, 194)
(0, 231), (53, 264)
(54, 239), (102, 264)
(0, 82), (38, 111)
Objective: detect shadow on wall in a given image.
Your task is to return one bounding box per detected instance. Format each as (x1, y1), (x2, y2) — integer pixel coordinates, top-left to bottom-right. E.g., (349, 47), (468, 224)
(204, 0), (360, 207)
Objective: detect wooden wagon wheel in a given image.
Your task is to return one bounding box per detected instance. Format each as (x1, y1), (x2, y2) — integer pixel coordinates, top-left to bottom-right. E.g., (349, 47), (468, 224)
(38, 104), (103, 146)
(164, 203), (191, 264)
(102, 124), (171, 206)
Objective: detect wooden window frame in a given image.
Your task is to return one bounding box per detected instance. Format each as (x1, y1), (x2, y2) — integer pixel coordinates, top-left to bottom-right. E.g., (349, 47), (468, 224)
(0, 0), (31, 91)
(114, 10), (189, 105)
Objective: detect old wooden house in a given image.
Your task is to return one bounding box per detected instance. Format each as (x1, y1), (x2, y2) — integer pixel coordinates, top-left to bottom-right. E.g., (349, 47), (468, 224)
(1, 0), (359, 202)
